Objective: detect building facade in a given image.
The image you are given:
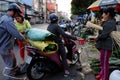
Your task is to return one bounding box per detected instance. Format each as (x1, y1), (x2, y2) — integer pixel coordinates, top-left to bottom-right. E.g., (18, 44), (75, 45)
(33, 0), (44, 24)
(0, 0), (17, 17)
(18, 0), (35, 24)
(0, 0), (58, 24)
(46, 0), (58, 22)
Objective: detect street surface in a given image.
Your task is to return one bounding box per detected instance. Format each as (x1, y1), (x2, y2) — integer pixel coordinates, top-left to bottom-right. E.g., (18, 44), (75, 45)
(0, 23), (96, 80)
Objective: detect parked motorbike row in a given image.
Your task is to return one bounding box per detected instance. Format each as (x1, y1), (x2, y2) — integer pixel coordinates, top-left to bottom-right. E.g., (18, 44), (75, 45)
(59, 19), (87, 36)
(59, 19), (96, 41)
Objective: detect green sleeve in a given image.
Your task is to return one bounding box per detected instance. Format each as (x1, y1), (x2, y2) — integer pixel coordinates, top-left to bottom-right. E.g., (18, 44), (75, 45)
(25, 20), (31, 29)
(14, 22), (19, 31)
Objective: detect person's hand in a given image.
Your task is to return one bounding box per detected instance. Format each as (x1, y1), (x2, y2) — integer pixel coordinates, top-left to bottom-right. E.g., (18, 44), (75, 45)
(22, 39), (30, 46)
(22, 40), (28, 46)
(21, 31), (25, 34)
(86, 21), (93, 28)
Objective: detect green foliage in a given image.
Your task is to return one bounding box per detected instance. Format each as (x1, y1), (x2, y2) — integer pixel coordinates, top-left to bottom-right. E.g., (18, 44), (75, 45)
(59, 16), (65, 19)
(80, 27), (94, 40)
(90, 58), (120, 75)
(112, 46), (120, 59)
(71, 0), (96, 15)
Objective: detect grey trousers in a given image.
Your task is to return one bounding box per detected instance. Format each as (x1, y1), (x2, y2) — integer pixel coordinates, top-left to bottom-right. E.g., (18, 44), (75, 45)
(0, 49), (16, 80)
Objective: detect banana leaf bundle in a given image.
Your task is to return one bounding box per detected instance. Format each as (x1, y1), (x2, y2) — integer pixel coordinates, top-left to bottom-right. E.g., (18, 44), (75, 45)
(28, 40), (58, 54)
(90, 58), (120, 75)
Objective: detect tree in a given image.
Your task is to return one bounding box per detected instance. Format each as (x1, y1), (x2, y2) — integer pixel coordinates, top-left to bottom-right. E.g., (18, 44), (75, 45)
(71, 0), (96, 15)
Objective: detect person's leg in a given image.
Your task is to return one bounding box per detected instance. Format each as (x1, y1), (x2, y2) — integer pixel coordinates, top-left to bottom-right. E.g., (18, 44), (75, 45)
(100, 50), (112, 80)
(58, 44), (69, 75)
(18, 40), (25, 62)
(96, 50), (103, 79)
(0, 49), (17, 80)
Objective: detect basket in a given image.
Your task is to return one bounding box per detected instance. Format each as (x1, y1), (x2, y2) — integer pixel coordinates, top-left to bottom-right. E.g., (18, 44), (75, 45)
(78, 39), (85, 45)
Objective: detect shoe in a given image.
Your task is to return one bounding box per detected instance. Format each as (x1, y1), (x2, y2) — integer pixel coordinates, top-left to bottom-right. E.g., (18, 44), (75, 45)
(64, 71), (72, 78)
(95, 75), (101, 80)
(64, 73), (70, 77)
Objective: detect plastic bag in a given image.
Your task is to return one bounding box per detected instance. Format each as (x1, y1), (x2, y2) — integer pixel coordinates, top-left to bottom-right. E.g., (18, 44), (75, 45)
(109, 70), (120, 80)
(29, 40), (58, 54)
(26, 28), (55, 41)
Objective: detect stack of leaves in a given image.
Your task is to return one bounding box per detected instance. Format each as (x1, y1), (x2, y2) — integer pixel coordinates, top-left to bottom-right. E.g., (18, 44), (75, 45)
(28, 40), (58, 54)
(25, 28), (58, 54)
(90, 57), (120, 75)
(112, 45), (120, 59)
(80, 27), (95, 40)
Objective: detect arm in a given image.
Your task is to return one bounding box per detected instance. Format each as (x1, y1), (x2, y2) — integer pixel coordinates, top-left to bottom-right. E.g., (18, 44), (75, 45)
(4, 21), (25, 41)
(98, 21), (115, 40)
(56, 25), (77, 40)
(26, 20), (31, 29)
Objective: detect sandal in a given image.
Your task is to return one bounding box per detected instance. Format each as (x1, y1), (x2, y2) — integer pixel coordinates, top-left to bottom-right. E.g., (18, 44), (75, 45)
(64, 71), (71, 78)
(95, 74), (101, 80)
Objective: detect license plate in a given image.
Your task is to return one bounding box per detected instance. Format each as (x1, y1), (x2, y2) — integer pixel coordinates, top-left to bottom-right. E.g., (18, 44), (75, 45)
(26, 56), (32, 64)
(78, 49), (81, 53)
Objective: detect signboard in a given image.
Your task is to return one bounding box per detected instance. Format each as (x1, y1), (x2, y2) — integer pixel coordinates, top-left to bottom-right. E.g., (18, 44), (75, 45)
(0, 1), (9, 11)
(6, 0), (16, 2)
(33, 0), (39, 11)
(27, 9), (34, 15)
(47, 2), (57, 12)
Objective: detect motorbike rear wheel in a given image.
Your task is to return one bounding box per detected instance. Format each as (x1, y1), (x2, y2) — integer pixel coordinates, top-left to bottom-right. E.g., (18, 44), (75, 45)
(27, 59), (46, 80)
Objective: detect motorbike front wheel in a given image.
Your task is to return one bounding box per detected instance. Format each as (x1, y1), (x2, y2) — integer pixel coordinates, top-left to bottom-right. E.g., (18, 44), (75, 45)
(27, 59), (46, 80)
(72, 51), (80, 65)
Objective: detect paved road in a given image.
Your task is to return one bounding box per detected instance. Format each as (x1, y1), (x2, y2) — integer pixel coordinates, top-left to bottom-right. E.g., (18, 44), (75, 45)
(0, 23), (96, 80)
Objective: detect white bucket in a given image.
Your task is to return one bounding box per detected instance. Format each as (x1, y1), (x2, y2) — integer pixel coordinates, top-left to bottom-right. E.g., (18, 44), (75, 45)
(109, 70), (120, 80)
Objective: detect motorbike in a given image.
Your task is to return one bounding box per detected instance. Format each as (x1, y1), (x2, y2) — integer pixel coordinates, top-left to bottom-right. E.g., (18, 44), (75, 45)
(25, 33), (81, 80)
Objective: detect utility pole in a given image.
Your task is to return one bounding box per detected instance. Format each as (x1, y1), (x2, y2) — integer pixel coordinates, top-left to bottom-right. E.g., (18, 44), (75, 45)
(46, 0), (48, 23)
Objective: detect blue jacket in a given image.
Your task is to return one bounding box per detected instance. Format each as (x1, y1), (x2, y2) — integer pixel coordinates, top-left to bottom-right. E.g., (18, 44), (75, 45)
(0, 14), (24, 50)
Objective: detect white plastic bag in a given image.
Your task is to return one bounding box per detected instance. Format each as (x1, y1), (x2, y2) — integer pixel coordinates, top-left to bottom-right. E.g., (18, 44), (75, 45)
(109, 70), (120, 80)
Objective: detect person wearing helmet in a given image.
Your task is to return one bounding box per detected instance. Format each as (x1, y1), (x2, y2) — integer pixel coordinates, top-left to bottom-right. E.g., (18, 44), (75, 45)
(0, 3), (26, 80)
(47, 13), (79, 77)
(8, 3), (22, 17)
